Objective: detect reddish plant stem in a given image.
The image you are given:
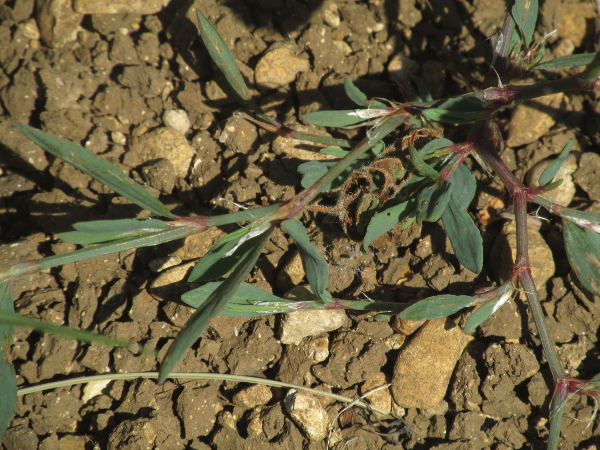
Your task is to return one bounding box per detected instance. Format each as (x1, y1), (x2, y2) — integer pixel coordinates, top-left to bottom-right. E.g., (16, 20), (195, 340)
(472, 124), (566, 381)
(512, 189), (565, 380)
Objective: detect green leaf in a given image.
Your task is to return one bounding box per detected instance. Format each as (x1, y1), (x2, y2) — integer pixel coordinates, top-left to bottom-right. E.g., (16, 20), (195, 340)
(188, 227), (262, 283)
(419, 138), (454, 158)
(511, 0), (538, 48)
(464, 300), (498, 333)
(0, 310), (140, 349)
(411, 75), (433, 102)
(362, 200), (414, 250)
(302, 110), (367, 127)
(408, 145), (440, 179)
(197, 11), (250, 102)
(59, 219), (169, 244)
(533, 52), (597, 70)
(183, 282), (293, 316)
(38, 225), (195, 273)
(416, 181), (452, 224)
(14, 123), (174, 219)
(344, 78), (369, 107)
(0, 281), (14, 345)
(442, 194), (483, 274)
(538, 139), (573, 186)
(343, 79), (387, 109)
(297, 160), (361, 191)
(400, 294), (475, 320)
(563, 221), (600, 296)
(0, 281), (16, 439)
(158, 228), (274, 384)
(282, 219), (333, 304)
(0, 349), (16, 439)
(448, 163), (477, 208)
(423, 96), (485, 124)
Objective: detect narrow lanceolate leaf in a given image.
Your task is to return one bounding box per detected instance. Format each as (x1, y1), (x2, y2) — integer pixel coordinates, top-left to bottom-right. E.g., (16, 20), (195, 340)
(511, 0), (538, 48)
(400, 295), (475, 320)
(344, 78), (369, 107)
(442, 194), (483, 274)
(343, 79), (387, 109)
(538, 139), (573, 186)
(423, 96), (485, 124)
(416, 181), (451, 224)
(408, 145), (440, 179)
(0, 311), (141, 350)
(411, 75), (433, 102)
(38, 225), (196, 272)
(533, 52), (597, 70)
(297, 160), (361, 191)
(362, 200), (414, 250)
(59, 219), (169, 245)
(197, 11), (250, 102)
(282, 219), (333, 304)
(302, 110), (376, 128)
(0, 348), (16, 439)
(14, 123), (174, 219)
(159, 227), (274, 384)
(0, 281), (14, 345)
(563, 220), (600, 296)
(464, 300), (499, 334)
(0, 281), (16, 439)
(188, 228), (263, 283)
(182, 282), (293, 317)
(448, 163), (477, 209)
(419, 138), (454, 158)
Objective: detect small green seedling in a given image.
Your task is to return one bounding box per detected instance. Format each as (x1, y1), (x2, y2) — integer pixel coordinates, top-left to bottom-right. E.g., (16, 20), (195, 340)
(1, 1), (599, 447)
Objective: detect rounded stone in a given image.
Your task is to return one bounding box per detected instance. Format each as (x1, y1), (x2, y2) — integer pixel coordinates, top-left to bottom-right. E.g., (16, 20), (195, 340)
(254, 47), (310, 91)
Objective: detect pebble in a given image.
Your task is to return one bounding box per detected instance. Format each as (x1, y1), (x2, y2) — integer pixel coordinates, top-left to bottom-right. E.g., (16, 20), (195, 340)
(150, 262), (194, 288)
(506, 93), (565, 147)
(148, 256), (182, 273)
(361, 372), (404, 416)
(111, 130), (127, 146)
(322, 10), (340, 28)
(73, 0), (169, 14)
(276, 251), (305, 292)
(37, 0), (83, 47)
(387, 53), (419, 84)
(131, 127), (195, 179)
(284, 390), (330, 441)
(491, 221), (555, 292)
(232, 385), (272, 409)
(16, 19), (41, 40)
(573, 152), (600, 202)
(141, 158), (176, 193)
(390, 316), (425, 335)
(279, 286), (350, 345)
(279, 308), (349, 345)
(82, 380), (111, 402)
(303, 336), (330, 362)
(163, 109), (191, 135)
(526, 153), (579, 206)
(254, 47), (310, 91)
(391, 318), (473, 409)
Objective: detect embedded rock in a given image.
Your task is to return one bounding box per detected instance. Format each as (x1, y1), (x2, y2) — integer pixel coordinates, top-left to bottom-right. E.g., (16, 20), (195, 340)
(391, 318), (472, 409)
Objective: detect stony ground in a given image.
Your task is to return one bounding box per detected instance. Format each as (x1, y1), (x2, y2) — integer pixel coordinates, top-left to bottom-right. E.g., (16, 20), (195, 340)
(1, 0), (600, 449)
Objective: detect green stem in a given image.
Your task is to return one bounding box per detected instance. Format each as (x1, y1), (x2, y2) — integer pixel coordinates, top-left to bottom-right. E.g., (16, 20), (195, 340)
(0, 225), (198, 283)
(513, 190), (565, 380)
(579, 52), (600, 85)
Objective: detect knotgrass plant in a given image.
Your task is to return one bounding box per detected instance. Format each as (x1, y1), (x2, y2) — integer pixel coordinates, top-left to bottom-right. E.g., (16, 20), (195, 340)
(1, 1), (599, 447)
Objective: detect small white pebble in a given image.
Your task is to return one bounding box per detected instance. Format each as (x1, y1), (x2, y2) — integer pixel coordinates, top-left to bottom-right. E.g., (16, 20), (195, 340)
(163, 109), (191, 134)
(323, 10), (340, 28)
(111, 130), (127, 146)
